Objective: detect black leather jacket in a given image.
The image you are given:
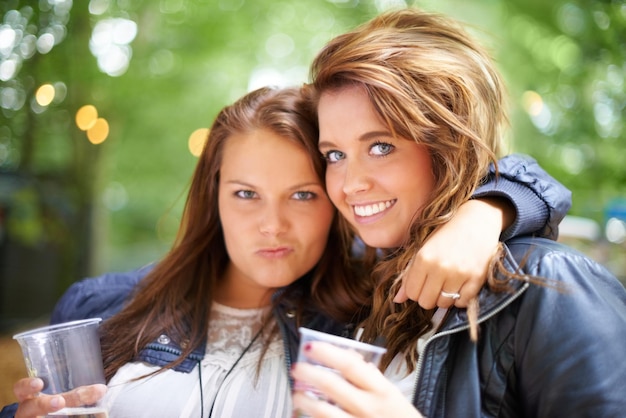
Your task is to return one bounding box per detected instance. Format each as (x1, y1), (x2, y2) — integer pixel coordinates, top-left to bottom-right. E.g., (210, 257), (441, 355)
(414, 237), (626, 418)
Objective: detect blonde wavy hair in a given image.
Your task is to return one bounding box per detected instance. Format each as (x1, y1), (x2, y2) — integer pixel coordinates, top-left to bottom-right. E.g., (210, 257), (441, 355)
(310, 8), (510, 370)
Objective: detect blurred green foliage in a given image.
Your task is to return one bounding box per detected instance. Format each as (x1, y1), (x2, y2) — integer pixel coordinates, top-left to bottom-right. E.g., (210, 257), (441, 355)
(0, 0), (624, 314)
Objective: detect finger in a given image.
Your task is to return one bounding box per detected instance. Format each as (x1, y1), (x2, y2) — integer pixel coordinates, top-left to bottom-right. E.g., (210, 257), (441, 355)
(15, 394), (65, 418)
(435, 289), (458, 309)
(298, 342), (386, 392)
(292, 362), (360, 408)
(415, 270), (444, 310)
(293, 362), (380, 417)
(409, 253), (454, 309)
(292, 391), (352, 418)
(13, 378), (43, 402)
(398, 255), (426, 304)
(438, 265), (485, 308)
(403, 258), (426, 303)
(430, 263), (484, 309)
(454, 280), (482, 308)
(435, 278), (464, 309)
(63, 384), (108, 407)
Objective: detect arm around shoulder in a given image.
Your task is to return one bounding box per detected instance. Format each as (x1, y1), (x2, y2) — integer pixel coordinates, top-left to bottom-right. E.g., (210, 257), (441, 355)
(473, 153), (572, 241)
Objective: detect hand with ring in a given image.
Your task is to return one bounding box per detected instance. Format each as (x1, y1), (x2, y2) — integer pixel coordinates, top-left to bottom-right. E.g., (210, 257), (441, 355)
(393, 198), (507, 309)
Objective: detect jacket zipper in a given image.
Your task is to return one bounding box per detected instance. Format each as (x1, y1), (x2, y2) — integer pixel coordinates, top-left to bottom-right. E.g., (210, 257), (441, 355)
(411, 282), (530, 406)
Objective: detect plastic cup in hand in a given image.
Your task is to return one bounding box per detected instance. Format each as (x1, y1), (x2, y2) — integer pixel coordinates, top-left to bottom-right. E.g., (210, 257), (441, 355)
(294, 327), (386, 416)
(13, 318), (108, 418)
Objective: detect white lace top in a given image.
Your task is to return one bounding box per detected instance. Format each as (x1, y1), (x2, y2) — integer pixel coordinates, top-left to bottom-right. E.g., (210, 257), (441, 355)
(103, 302), (291, 418)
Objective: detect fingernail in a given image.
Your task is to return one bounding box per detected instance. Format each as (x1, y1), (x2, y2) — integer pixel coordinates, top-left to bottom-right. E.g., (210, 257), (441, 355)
(393, 292), (407, 304)
(50, 396), (62, 408)
(393, 287), (408, 303)
(29, 378), (41, 389)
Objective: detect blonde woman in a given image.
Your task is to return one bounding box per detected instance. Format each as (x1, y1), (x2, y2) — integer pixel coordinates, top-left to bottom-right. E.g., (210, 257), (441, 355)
(292, 8), (626, 418)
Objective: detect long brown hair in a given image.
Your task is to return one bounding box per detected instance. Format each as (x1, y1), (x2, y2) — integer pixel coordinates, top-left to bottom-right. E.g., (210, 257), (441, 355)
(310, 8), (509, 370)
(100, 86), (370, 381)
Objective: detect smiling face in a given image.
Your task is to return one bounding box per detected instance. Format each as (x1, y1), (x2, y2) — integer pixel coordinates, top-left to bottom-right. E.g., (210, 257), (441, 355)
(217, 128), (335, 308)
(317, 85), (435, 249)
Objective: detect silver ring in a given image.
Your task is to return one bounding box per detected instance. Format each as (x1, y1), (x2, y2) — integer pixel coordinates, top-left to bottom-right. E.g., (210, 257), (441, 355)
(440, 291), (461, 300)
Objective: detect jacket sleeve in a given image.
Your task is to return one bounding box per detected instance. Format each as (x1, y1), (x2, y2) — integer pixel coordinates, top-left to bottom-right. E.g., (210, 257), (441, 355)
(472, 153), (572, 241)
(511, 240), (626, 417)
(0, 404), (17, 418)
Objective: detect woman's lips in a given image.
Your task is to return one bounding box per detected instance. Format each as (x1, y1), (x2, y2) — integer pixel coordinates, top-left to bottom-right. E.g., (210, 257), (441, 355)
(257, 247), (293, 258)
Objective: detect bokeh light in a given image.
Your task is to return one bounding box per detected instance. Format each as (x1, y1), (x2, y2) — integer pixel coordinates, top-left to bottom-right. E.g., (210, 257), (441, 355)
(606, 218), (626, 244)
(0, 58), (18, 81)
(36, 33), (55, 54)
(52, 81), (67, 104)
(522, 90), (543, 116)
(89, 0), (111, 16)
(1, 85), (26, 111)
(35, 83), (55, 106)
(76, 105), (98, 130)
(89, 18), (137, 77)
(522, 90), (553, 133)
(0, 26), (17, 53)
(87, 118), (109, 144)
(188, 128), (209, 157)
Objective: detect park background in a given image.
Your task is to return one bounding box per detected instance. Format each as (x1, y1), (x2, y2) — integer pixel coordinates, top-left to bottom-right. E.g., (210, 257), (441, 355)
(0, 0), (625, 407)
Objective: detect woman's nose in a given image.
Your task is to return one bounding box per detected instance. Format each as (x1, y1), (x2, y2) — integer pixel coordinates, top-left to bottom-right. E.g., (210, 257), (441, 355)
(342, 159), (371, 195)
(258, 203), (288, 236)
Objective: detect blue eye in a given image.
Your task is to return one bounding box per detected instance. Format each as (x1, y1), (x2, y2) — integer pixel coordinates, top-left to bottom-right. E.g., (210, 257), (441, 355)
(235, 190), (257, 199)
(324, 150), (345, 163)
(293, 191), (316, 201)
(371, 142), (394, 156)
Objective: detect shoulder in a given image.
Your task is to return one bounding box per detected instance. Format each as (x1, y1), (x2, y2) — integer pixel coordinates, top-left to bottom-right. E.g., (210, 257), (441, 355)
(504, 236), (615, 282)
(502, 236), (626, 324)
(50, 264), (155, 324)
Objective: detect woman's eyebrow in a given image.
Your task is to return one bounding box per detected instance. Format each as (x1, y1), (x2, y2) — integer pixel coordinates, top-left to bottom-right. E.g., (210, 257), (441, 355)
(319, 130), (391, 149)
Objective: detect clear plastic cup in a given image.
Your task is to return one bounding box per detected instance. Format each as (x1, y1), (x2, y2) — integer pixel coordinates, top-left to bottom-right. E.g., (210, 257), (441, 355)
(13, 318), (108, 417)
